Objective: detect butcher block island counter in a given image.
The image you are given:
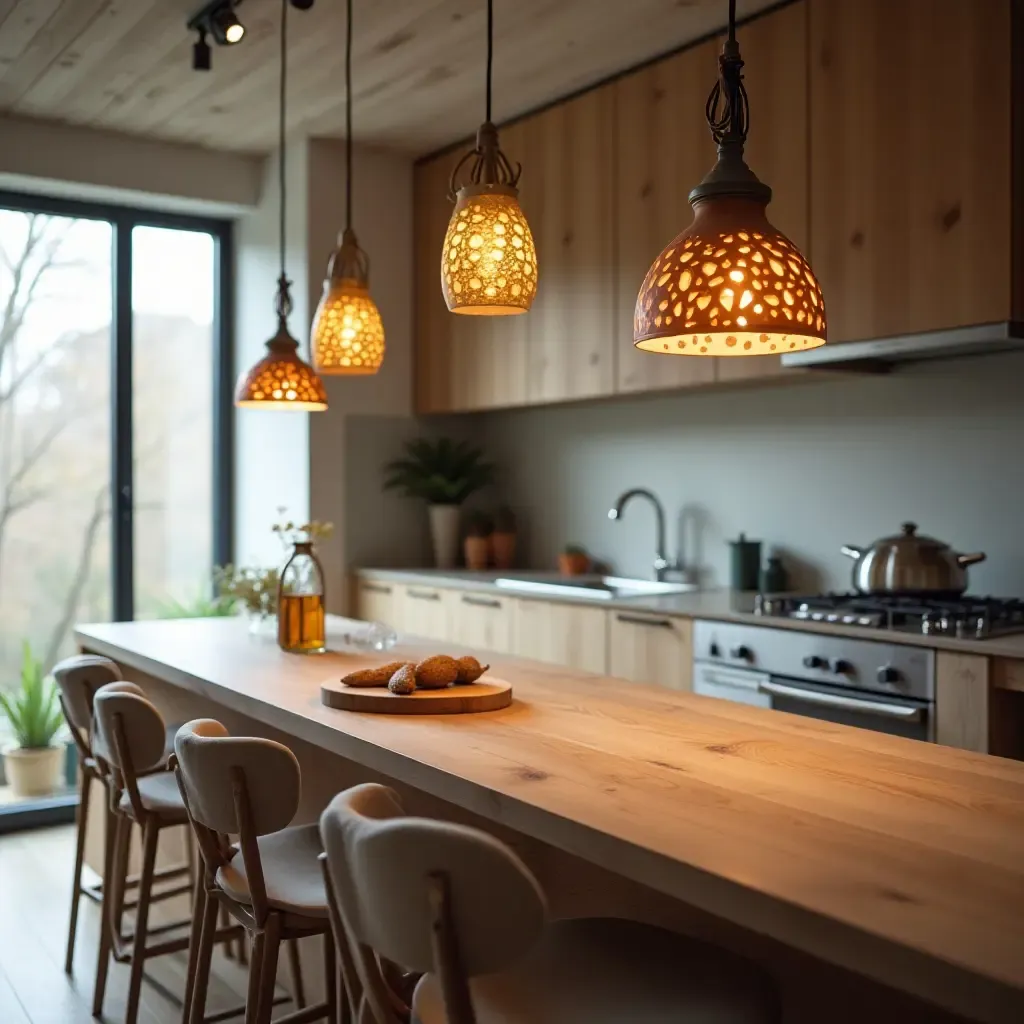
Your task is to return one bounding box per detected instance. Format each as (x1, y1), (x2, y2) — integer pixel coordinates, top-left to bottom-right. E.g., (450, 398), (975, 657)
(76, 616), (1024, 1024)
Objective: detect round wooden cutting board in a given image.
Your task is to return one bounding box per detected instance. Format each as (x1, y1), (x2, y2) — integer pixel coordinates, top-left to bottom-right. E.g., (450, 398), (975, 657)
(320, 676), (512, 715)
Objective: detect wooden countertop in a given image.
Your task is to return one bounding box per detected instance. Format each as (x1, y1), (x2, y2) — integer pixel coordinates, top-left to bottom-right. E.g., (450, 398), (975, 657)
(356, 568), (1024, 661)
(76, 616), (1024, 1024)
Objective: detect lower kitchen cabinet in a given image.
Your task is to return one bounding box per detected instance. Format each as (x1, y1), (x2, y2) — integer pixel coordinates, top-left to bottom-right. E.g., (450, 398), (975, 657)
(608, 611), (693, 691)
(398, 584), (454, 642)
(353, 578), (399, 624)
(450, 591), (515, 653)
(512, 599), (608, 674)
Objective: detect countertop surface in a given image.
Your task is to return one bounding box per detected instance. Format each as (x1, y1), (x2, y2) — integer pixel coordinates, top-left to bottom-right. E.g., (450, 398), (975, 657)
(77, 615), (1024, 1024)
(355, 567), (1024, 660)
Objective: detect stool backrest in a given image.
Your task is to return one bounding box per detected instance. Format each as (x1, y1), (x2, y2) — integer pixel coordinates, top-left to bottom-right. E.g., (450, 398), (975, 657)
(52, 655), (122, 749)
(92, 684), (167, 818)
(320, 784), (547, 1024)
(174, 719), (301, 927)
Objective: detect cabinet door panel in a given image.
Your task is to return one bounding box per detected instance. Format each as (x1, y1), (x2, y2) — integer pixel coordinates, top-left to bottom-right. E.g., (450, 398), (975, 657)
(608, 612), (692, 691)
(399, 585), (454, 641)
(809, 0), (1011, 342)
(513, 600), (607, 674)
(452, 591), (514, 653)
(355, 579), (399, 626)
(527, 85), (616, 404)
(615, 38), (720, 394)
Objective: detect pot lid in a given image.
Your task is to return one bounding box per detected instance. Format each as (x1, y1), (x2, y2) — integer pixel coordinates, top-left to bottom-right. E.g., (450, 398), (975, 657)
(875, 522), (951, 552)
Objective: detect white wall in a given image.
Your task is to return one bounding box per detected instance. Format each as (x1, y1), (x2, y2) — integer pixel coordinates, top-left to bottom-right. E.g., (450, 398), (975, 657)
(473, 353), (1024, 596)
(233, 140), (312, 566)
(0, 114), (262, 213)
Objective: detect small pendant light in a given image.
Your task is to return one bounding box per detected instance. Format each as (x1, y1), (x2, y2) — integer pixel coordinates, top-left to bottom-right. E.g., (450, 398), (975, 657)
(310, 0), (385, 374)
(235, 0), (328, 411)
(441, 0), (537, 316)
(634, 0), (826, 357)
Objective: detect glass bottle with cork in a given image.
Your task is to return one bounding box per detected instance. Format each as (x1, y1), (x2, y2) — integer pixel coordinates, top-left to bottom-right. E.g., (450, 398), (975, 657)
(273, 516), (332, 655)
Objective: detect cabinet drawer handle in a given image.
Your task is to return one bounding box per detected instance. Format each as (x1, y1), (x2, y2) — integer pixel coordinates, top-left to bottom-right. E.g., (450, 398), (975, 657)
(461, 594), (502, 609)
(361, 583), (392, 595)
(616, 614), (674, 629)
(407, 589), (441, 602)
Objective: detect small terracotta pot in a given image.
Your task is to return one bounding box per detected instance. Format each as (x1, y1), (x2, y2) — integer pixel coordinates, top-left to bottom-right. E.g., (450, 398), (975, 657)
(558, 552), (590, 576)
(464, 535), (491, 571)
(491, 531), (516, 570)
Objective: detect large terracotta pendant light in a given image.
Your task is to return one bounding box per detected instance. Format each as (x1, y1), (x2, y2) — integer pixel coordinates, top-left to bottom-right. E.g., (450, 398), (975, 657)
(310, 0), (385, 374)
(441, 0), (537, 315)
(235, 0), (328, 411)
(634, 0), (826, 357)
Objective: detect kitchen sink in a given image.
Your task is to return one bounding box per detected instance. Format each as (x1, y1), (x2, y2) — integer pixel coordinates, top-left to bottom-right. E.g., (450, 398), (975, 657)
(493, 575), (698, 601)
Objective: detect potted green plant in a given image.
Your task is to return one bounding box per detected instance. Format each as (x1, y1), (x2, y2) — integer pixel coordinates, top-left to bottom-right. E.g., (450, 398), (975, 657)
(384, 438), (495, 568)
(559, 544), (591, 576)
(491, 505), (517, 570)
(0, 642), (65, 798)
(464, 511), (493, 571)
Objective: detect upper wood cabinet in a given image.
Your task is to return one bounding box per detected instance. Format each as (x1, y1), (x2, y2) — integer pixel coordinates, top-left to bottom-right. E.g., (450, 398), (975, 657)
(809, 0), (1013, 342)
(615, 38), (720, 394)
(526, 84), (617, 403)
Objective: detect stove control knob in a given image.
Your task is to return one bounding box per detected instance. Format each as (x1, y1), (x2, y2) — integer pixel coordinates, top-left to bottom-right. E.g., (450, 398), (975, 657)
(829, 658), (853, 675)
(802, 655), (825, 669)
(729, 645), (752, 662)
(709, 642), (721, 658)
(877, 664), (901, 686)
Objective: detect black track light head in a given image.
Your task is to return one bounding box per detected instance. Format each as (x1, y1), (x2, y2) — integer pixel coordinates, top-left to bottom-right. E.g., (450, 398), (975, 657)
(289, 0), (315, 9)
(210, 4), (245, 45)
(193, 28), (212, 70)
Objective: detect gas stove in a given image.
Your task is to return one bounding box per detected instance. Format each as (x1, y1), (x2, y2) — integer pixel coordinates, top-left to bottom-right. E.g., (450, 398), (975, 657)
(754, 592), (1024, 639)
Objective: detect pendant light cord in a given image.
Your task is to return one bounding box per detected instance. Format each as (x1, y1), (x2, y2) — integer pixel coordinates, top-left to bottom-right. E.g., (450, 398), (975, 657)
(705, 0), (748, 148)
(345, 0), (353, 231)
(278, 0), (287, 282)
(728, 0), (736, 43)
(485, 0), (493, 123)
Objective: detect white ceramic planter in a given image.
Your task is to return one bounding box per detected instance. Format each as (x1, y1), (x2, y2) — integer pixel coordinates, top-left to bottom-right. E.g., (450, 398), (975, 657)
(3, 745), (63, 798)
(428, 504), (461, 569)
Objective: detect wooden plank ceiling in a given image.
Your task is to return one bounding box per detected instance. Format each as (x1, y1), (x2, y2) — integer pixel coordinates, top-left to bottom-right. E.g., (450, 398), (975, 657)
(0, 0), (779, 157)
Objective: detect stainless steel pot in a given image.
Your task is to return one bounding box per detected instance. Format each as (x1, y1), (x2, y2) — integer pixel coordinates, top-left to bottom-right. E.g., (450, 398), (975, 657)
(841, 522), (985, 595)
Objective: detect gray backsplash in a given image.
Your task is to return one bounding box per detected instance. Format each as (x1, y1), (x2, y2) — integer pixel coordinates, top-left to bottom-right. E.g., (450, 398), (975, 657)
(344, 351), (1024, 596)
(474, 352), (1024, 595)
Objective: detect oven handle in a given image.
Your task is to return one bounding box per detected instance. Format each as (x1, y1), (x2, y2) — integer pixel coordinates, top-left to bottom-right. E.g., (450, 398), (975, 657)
(758, 680), (925, 722)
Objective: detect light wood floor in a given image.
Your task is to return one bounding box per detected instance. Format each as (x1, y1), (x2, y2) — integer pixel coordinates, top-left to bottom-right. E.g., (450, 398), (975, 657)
(0, 824), (254, 1024)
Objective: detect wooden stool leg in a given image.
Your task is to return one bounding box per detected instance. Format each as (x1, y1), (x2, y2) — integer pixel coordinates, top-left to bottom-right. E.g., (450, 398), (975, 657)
(286, 937), (306, 1009)
(188, 889), (220, 1024)
(244, 930), (265, 1024)
(124, 817), (159, 1024)
(323, 930), (337, 1022)
(64, 765), (92, 974)
(180, 870), (207, 1024)
(256, 914), (283, 1024)
(92, 805), (122, 1018)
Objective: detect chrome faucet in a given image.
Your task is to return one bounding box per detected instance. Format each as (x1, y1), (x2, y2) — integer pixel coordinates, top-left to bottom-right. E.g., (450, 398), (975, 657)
(608, 488), (676, 582)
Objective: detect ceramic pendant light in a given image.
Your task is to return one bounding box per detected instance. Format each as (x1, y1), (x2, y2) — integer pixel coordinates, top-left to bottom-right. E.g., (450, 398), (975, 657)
(310, 0), (385, 374)
(634, 0), (826, 357)
(441, 0), (537, 315)
(236, 0), (328, 410)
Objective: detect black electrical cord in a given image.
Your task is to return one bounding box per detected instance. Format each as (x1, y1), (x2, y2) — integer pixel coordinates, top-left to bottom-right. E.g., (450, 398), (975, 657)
(485, 0), (493, 123)
(278, 0), (287, 284)
(345, 0), (353, 232)
(728, 0), (736, 43)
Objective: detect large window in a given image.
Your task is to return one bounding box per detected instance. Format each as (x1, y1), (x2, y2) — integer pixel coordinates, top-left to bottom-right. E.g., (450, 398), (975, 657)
(0, 192), (232, 826)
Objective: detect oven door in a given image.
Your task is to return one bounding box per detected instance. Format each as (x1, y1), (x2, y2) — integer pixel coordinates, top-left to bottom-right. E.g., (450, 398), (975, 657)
(759, 677), (933, 742)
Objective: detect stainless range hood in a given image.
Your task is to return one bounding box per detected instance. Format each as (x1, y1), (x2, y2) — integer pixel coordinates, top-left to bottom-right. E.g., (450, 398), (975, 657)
(780, 321), (1024, 372)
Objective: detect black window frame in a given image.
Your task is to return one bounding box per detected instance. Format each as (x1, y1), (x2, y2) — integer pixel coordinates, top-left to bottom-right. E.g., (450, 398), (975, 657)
(0, 188), (234, 625)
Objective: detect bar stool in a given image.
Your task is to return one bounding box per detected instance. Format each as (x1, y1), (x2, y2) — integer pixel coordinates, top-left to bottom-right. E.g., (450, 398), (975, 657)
(91, 684), (239, 1024)
(173, 719), (336, 1024)
(320, 783), (783, 1024)
(52, 658), (192, 985)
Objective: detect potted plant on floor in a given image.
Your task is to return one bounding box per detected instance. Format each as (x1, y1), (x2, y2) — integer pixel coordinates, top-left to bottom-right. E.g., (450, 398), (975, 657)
(0, 642), (65, 798)
(384, 437), (495, 568)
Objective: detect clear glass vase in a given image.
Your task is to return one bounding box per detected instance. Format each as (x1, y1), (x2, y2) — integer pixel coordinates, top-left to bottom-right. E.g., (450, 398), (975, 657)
(277, 541), (326, 654)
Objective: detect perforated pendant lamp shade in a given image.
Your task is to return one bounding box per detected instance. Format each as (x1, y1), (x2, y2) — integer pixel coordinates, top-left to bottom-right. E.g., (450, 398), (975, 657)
(634, 0), (826, 356)
(311, 0), (385, 374)
(441, 0), (537, 315)
(235, 0), (327, 410)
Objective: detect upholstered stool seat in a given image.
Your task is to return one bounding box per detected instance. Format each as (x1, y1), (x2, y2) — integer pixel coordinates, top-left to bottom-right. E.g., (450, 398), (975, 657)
(216, 822), (328, 920)
(413, 917), (775, 1024)
(118, 770), (189, 822)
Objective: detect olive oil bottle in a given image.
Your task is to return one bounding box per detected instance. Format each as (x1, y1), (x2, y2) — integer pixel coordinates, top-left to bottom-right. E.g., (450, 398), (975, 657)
(277, 541), (326, 654)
